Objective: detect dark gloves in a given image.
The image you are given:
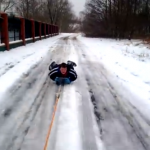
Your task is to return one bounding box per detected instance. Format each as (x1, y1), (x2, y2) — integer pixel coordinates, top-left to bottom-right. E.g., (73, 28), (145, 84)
(64, 78), (71, 84)
(55, 77), (59, 82)
(54, 77), (71, 85)
(67, 60), (77, 67)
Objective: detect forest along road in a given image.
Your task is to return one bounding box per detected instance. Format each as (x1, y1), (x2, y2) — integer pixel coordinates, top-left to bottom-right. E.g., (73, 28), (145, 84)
(0, 34), (149, 150)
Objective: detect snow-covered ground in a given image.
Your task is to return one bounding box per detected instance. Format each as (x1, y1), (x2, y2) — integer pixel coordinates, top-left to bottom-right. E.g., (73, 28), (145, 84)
(0, 33), (150, 150)
(0, 34), (71, 99)
(77, 36), (150, 150)
(79, 36), (150, 107)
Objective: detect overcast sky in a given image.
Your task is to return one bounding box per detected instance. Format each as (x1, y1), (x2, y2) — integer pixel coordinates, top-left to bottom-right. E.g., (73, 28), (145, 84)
(70, 0), (86, 16)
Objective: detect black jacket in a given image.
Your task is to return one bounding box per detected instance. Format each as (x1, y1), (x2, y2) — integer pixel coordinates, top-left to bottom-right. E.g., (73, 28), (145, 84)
(49, 64), (77, 81)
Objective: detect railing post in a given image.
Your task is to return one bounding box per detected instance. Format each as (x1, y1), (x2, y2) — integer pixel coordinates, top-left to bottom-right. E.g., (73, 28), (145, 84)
(55, 25), (56, 35)
(54, 25), (55, 35)
(56, 26), (58, 35)
(39, 22), (41, 40)
(20, 18), (25, 45)
(44, 23), (46, 38)
(1, 13), (9, 50)
(31, 19), (35, 42)
(52, 25), (54, 36)
(48, 24), (50, 37)
(55, 26), (57, 35)
(49, 25), (51, 37)
(46, 23), (48, 37)
(50, 25), (52, 36)
(56, 26), (57, 35)
(57, 26), (59, 35)
(41, 23), (43, 38)
(50, 25), (52, 37)
(53, 25), (55, 36)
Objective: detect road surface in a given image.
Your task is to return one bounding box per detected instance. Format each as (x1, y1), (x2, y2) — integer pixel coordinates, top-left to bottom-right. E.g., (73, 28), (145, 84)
(0, 34), (149, 150)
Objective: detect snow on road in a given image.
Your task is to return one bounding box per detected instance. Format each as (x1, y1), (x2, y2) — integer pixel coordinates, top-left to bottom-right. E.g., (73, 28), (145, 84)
(0, 33), (150, 150)
(79, 36), (150, 118)
(0, 34), (72, 100)
(54, 86), (82, 150)
(75, 35), (150, 150)
(79, 37), (150, 97)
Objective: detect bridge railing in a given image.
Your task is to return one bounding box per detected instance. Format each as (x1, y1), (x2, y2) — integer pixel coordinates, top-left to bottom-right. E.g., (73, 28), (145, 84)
(0, 13), (59, 51)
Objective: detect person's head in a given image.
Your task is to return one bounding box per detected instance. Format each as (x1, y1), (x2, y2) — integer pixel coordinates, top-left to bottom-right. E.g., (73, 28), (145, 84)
(60, 63), (67, 74)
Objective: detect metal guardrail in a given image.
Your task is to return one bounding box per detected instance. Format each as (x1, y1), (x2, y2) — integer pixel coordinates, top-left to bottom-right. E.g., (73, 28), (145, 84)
(0, 12), (59, 51)
(0, 15), (3, 44)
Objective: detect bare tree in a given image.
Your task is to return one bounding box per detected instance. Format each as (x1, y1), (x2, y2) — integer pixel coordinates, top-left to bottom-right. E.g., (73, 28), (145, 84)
(16, 0), (45, 20)
(0, 0), (15, 12)
(81, 0), (150, 39)
(47, 0), (72, 24)
(15, 0), (76, 32)
(16, 0), (31, 18)
(46, 0), (75, 32)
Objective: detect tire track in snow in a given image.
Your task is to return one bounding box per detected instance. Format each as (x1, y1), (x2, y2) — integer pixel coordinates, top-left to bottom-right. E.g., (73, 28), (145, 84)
(5, 76), (50, 150)
(0, 36), (71, 150)
(71, 36), (103, 150)
(72, 37), (148, 150)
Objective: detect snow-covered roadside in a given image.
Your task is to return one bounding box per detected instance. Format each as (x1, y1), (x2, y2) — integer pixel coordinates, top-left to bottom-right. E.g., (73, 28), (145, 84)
(0, 34), (72, 77)
(78, 37), (150, 100)
(78, 36), (150, 122)
(0, 34), (69, 100)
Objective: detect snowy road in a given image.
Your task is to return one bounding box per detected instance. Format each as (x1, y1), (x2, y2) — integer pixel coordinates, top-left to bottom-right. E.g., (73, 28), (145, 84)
(0, 34), (149, 150)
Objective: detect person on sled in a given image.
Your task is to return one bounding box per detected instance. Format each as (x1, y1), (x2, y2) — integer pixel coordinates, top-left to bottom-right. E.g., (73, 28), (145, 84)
(48, 60), (77, 85)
